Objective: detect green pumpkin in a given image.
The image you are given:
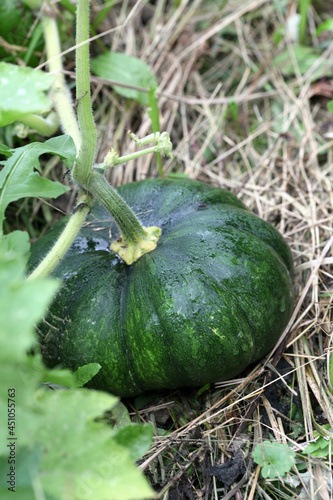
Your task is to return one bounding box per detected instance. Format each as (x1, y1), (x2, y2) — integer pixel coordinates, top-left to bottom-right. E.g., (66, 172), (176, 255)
(29, 178), (294, 397)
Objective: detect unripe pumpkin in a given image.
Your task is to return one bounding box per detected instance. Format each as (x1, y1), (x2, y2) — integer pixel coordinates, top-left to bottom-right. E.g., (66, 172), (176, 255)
(30, 179), (294, 397)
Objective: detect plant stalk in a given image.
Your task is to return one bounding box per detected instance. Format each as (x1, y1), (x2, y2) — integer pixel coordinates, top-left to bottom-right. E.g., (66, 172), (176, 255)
(28, 2), (90, 281)
(19, 111), (59, 137)
(89, 171), (161, 265)
(31, 0), (161, 274)
(68, 0), (160, 265)
(72, 0), (97, 185)
(113, 146), (162, 166)
(41, 8), (81, 153)
(88, 171), (146, 242)
(28, 197), (90, 280)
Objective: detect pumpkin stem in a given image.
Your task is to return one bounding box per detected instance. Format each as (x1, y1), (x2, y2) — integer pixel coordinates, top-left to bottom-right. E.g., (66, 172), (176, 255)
(71, 0), (97, 188)
(36, 0), (162, 268)
(28, 195), (91, 280)
(88, 171), (161, 264)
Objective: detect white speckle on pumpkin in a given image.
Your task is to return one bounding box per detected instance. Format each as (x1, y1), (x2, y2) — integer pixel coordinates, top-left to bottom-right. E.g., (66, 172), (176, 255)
(210, 327), (225, 341)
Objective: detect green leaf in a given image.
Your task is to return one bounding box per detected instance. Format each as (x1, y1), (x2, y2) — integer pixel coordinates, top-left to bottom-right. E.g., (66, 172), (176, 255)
(90, 52), (157, 106)
(272, 46), (333, 83)
(39, 362), (101, 390)
(0, 143), (12, 157)
(0, 1), (22, 38)
(112, 423), (154, 462)
(299, 0), (311, 45)
(44, 135), (77, 169)
(166, 172), (190, 180)
(0, 135), (76, 231)
(22, 0), (43, 8)
(148, 88), (160, 132)
(34, 389), (153, 500)
(303, 441), (330, 458)
(272, 25), (285, 46)
(39, 361), (77, 389)
(73, 363), (102, 387)
(0, 249), (59, 454)
(108, 402), (132, 428)
(303, 433), (333, 458)
(316, 19), (333, 35)
(327, 100), (333, 115)
(0, 249), (154, 499)
(196, 383), (211, 397)
(223, 99), (239, 123)
(0, 63), (54, 126)
(0, 231), (30, 263)
(0, 254), (58, 364)
(253, 441), (296, 478)
(0, 446), (42, 500)
(91, 1), (115, 30)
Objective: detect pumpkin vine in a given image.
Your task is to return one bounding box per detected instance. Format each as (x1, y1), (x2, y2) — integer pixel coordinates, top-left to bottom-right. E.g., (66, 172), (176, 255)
(29, 0), (170, 278)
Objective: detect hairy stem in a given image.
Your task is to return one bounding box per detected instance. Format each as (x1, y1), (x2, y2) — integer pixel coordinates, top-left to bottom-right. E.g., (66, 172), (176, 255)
(30, 0), (160, 273)
(72, 0), (97, 185)
(88, 171), (161, 265)
(41, 8), (81, 153)
(27, 197), (90, 280)
(19, 112), (59, 137)
(28, 3), (90, 281)
(88, 171), (146, 242)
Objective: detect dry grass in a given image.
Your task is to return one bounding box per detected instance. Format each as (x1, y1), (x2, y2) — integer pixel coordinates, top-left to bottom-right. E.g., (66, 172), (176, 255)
(87, 0), (333, 497)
